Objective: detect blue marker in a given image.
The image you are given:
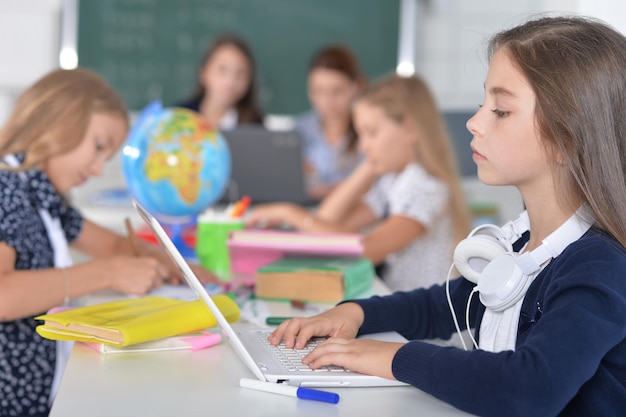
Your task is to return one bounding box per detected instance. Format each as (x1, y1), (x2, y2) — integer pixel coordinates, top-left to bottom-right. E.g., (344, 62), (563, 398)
(239, 378), (340, 404)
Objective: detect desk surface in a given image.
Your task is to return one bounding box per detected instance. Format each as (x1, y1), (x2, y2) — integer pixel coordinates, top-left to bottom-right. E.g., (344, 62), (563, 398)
(51, 338), (472, 417)
(49, 280), (475, 417)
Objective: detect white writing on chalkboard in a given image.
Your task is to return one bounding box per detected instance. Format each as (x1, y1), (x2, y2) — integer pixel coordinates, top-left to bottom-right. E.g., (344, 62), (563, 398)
(78, 0), (399, 113)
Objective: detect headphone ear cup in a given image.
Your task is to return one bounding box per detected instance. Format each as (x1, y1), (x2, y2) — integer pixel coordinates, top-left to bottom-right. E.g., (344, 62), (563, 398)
(453, 235), (509, 284)
(477, 253), (533, 312)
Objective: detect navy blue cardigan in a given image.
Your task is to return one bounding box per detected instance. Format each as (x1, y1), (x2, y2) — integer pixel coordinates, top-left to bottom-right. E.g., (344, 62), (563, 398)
(353, 227), (626, 417)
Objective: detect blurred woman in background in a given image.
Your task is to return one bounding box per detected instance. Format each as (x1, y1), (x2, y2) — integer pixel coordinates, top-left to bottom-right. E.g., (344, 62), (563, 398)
(296, 45), (365, 199)
(177, 33), (264, 130)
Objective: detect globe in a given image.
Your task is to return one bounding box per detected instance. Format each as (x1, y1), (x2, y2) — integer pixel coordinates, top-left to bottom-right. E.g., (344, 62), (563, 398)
(122, 101), (231, 256)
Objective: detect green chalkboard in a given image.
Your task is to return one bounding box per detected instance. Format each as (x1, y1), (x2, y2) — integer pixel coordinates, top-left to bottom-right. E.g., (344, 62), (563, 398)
(77, 0), (400, 114)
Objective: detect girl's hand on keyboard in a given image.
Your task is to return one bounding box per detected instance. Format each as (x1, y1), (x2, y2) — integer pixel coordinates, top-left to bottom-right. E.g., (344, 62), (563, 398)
(268, 302), (364, 349)
(301, 338), (404, 380)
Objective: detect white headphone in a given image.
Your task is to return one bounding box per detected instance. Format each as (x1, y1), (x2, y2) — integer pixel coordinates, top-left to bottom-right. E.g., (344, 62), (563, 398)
(453, 208), (592, 312)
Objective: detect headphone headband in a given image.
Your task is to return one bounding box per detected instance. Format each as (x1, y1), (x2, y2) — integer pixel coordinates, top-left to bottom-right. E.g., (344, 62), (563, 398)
(500, 210), (530, 243)
(516, 209), (591, 274)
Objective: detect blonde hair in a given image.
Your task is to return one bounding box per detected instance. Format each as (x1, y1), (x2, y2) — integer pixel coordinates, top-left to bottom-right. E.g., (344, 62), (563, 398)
(0, 68), (128, 170)
(356, 74), (471, 244)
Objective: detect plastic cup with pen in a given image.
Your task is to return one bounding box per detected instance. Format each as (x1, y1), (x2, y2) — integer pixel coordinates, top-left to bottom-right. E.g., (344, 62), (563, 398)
(195, 196), (251, 280)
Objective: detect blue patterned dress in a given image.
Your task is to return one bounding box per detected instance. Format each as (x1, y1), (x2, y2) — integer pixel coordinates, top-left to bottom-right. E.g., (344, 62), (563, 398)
(0, 154), (82, 416)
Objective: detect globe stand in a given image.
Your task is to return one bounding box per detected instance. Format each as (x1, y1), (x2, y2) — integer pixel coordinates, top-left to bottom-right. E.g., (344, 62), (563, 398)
(169, 222), (196, 260)
(155, 214), (197, 260)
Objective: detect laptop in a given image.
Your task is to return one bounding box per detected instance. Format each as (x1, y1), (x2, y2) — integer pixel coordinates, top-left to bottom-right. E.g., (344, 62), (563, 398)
(220, 126), (317, 205)
(133, 199), (407, 387)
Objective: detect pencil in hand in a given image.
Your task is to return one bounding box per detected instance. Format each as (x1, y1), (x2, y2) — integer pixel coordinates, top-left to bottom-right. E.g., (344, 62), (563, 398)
(124, 218), (140, 257)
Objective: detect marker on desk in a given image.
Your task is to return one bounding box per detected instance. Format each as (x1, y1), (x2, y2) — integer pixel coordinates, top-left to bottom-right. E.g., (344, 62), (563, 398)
(182, 332), (222, 351)
(265, 316), (294, 326)
(239, 378), (339, 404)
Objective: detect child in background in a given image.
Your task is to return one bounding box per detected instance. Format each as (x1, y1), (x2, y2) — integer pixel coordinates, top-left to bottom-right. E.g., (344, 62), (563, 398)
(247, 74), (471, 292)
(269, 16), (626, 417)
(295, 45), (365, 200)
(177, 33), (264, 130)
(0, 68), (216, 416)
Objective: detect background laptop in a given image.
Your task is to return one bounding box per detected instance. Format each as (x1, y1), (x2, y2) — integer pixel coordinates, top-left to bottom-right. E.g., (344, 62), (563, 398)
(133, 199), (407, 388)
(220, 126), (317, 205)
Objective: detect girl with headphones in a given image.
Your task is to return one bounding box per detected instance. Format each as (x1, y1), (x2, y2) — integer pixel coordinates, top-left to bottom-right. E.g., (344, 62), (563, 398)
(268, 16), (626, 417)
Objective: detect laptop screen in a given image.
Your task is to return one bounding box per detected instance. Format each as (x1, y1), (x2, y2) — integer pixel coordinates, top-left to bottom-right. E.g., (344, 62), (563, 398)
(220, 126), (316, 205)
(133, 199), (266, 381)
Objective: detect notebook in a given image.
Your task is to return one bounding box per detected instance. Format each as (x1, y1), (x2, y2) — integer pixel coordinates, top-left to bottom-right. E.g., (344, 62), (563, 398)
(133, 199), (407, 387)
(220, 126), (316, 205)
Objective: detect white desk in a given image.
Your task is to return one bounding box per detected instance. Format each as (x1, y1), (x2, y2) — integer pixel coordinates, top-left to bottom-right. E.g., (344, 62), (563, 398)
(49, 281), (475, 417)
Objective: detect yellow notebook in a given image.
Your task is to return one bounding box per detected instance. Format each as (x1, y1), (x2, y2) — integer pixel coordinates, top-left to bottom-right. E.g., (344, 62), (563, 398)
(35, 295), (240, 347)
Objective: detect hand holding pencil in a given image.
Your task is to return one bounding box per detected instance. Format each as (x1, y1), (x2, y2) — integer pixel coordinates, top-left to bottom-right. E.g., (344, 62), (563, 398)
(124, 217), (222, 287)
(125, 218), (141, 257)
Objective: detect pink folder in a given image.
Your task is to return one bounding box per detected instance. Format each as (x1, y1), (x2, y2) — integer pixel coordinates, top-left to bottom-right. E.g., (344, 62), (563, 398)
(227, 230), (364, 275)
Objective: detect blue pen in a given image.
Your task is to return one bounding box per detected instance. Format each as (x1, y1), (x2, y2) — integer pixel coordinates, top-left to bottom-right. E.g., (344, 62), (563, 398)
(239, 378), (340, 404)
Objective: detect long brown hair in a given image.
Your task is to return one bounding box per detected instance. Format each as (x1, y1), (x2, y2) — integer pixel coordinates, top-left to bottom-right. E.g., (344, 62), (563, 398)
(308, 44), (365, 152)
(0, 68), (127, 170)
(489, 16), (626, 247)
(357, 74), (471, 244)
(188, 33), (264, 124)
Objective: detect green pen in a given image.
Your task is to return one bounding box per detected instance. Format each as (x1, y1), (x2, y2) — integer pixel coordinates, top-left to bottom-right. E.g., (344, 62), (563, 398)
(265, 316), (294, 326)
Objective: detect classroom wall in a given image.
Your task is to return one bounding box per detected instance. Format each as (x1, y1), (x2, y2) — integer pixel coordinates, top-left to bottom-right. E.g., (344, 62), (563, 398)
(4, 0), (626, 118)
(0, 0), (61, 125)
(4, 1), (626, 117)
(3, 0), (626, 225)
(415, 0), (626, 110)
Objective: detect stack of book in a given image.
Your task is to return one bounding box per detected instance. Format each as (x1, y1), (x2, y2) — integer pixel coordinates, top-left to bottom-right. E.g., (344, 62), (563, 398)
(255, 257), (375, 303)
(227, 229), (364, 274)
(226, 230), (373, 302)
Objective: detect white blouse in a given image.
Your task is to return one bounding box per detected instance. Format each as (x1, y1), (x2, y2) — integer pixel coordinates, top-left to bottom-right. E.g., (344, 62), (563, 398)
(364, 163), (454, 291)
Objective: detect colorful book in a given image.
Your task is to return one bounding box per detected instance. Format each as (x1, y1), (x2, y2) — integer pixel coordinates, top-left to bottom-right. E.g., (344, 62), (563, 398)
(227, 230), (364, 275)
(35, 295), (239, 347)
(255, 257), (375, 303)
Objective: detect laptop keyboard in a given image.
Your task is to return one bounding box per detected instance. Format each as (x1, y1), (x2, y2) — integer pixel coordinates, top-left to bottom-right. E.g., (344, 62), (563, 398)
(256, 331), (351, 373)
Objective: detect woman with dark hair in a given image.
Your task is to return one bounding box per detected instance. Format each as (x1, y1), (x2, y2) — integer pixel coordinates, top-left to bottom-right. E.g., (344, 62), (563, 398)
(178, 33), (264, 130)
(296, 44), (365, 199)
